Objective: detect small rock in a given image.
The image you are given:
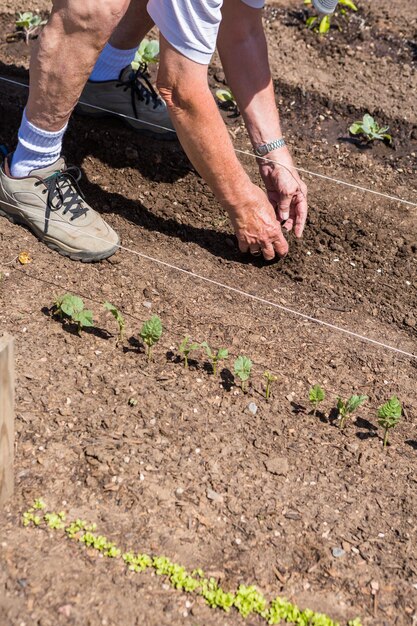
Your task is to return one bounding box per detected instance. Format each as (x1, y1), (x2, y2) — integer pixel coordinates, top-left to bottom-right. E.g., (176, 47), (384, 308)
(142, 301), (152, 309)
(284, 510), (301, 521)
(264, 456), (289, 476)
(206, 488), (224, 504)
(285, 392), (295, 402)
(247, 402), (258, 416)
(332, 547), (345, 558)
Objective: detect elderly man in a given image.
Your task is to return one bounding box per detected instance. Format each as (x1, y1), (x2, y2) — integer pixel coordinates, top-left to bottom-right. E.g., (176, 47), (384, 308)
(0, 0), (308, 262)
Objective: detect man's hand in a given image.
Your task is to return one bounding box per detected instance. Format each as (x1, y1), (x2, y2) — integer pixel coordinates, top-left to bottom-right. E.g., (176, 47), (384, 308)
(228, 184), (289, 261)
(258, 147), (308, 238)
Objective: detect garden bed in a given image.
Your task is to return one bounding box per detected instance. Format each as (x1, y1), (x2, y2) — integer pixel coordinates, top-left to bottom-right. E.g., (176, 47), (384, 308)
(0, 1), (416, 625)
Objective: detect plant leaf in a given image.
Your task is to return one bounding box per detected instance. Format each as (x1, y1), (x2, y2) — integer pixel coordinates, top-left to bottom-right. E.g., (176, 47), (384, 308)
(349, 122), (362, 135)
(217, 348), (229, 360)
(319, 15), (331, 33)
(309, 384), (325, 403)
(140, 315), (162, 347)
(345, 394), (368, 414)
(339, 0), (358, 11)
(234, 356), (252, 382)
(378, 396), (402, 420)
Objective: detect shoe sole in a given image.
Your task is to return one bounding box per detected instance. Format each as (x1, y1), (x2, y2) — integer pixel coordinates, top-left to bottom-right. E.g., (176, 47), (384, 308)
(75, 104), (177, 142)
(0, 204), (120, 262)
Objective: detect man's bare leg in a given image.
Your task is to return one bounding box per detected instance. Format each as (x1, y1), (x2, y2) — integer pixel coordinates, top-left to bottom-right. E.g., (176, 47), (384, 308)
(26, 0), (132, 131)
(109, 0), (154, 49)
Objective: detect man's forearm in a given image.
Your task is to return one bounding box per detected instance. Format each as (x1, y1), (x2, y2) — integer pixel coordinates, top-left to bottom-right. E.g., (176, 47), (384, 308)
(217, 6), (283, 149)
(157, 36), (255, 215)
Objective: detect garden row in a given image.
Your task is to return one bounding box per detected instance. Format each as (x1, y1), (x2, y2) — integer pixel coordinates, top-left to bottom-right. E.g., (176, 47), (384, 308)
(54, 293), (403, 450)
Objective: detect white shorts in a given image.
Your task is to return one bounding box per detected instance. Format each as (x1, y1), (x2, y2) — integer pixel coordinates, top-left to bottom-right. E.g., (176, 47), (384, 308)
(147, 0), (265, 65)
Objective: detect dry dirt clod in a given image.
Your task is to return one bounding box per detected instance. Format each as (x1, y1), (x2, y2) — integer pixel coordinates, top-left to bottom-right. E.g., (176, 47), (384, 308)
(264, 456), (289, 476)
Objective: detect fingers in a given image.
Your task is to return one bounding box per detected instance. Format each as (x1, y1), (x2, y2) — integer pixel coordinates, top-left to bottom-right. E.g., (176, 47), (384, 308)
(271, 230), (289, 257)
(293, 190), (308, 238)
(277, 194), (292, 222)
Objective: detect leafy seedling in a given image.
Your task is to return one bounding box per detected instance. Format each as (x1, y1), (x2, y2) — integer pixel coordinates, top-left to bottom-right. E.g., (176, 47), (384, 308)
(377, 395), (402, 449)
(234, 356), (252, 393)
(263, 371), (277, 401)
(309, 384), (325, 416)
(349, 114), (392, 143)
(337, 394), (368, 429)
(53, 294), (94, 336)
(104, 301), (125, 342)
(201, 341), (228, 377)
(304, 0), (357, 34)
(215, 87), (239, 116)
(178, 336), (200, 368)
(139, 315), (162, 362)
(14, 12), (47, 44)
(132, 38), (159, 70)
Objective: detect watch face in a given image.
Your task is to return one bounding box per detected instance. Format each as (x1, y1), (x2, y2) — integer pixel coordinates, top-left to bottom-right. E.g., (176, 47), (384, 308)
(256, 145), (268, 157)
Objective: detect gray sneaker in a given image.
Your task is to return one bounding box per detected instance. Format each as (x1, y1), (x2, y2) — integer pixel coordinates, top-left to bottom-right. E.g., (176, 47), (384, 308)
(77, 65), (176, 140)
(0, 156), (120, 262)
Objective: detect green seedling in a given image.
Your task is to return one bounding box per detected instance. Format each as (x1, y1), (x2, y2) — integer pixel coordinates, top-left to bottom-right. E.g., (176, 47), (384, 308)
(215, 87), (239, 116)
(178, 336), (200, 368)
(349, 114), (392, 143)
(377, 395), (402, 449)
(104, 301), (125, 342)
(53, 293), (94, 336)
(23, 499), (363, 626)
(139, 315), (162, 362)
(233, 356), (252, 393)
(132, 38), (159, 69)
(305, 0), (357, 34)
(15, 11), (46, 44)
(263, 371), (278, 401)
(201, 341), (228, 377)
(337, 394), (368, 429)
(309, 384), (325, 416)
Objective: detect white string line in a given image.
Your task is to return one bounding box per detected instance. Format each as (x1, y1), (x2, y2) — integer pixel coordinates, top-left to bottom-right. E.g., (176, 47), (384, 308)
(0, 196), (416, 360)
(1, 75), (416, 208)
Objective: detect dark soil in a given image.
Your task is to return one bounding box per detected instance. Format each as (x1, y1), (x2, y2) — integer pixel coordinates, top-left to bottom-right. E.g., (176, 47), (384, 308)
(0, 2), (416, 626)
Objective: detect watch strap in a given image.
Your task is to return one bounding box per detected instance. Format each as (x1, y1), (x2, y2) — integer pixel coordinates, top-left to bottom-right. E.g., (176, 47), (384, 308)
(254, 138), (286, 157)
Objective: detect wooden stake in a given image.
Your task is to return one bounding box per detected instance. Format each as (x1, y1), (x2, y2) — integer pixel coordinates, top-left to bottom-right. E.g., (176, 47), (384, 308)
(0, 333), (14, 505)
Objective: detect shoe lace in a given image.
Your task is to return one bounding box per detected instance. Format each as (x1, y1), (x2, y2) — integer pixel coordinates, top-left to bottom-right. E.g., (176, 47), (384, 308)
(116, 63), (163, 115)
(35, 166), (88, 235)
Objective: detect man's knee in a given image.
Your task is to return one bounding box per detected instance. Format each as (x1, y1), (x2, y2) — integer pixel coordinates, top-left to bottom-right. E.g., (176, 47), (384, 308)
(53, 0), (129, 41)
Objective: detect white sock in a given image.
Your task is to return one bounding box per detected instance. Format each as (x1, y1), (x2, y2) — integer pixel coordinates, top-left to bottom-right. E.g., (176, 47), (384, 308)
(89, 43), (137, 82)
(10, 110), (67, 178)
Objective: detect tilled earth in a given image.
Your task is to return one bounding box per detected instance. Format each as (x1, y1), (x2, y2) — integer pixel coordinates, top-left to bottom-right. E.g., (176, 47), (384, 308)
(0, 1), (416, 626)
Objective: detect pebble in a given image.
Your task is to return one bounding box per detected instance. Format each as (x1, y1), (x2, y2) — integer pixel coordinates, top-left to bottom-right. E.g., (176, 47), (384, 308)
(247, 402), (258, 416)
(142, 301), (152, 309)
(264, 456), (289, 476)
(206, 488), (224, 503)
(332, 547), (345, 558)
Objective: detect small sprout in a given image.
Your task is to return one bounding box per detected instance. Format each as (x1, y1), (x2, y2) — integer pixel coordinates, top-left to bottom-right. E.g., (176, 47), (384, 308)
(32, 498), (46, 510)
(305, 0), (357, 35)
(309, 384), (325, 416)
(201, 341), (228, 377)
(178, 336), (200, 368)
(104, 301), (125, 342)
(337, 394), (368, 429)
(14, 11), (47, 44)
(132, 38), (159, 69)
(44, 513), (65, 530)
(233, 356), (252, 393)
(377, 395), (402, 449)
(128, 397), (138, 407)
(215, 87), (239, 116)
(53, 293), (94, 336)
(349, 114), (392, 143)
(139, 315), (162, 362)
(263, 371), (277, 401)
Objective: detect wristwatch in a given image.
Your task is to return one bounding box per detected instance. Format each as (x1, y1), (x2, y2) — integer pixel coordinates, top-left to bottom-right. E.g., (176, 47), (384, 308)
(254, 138), (286, 157)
